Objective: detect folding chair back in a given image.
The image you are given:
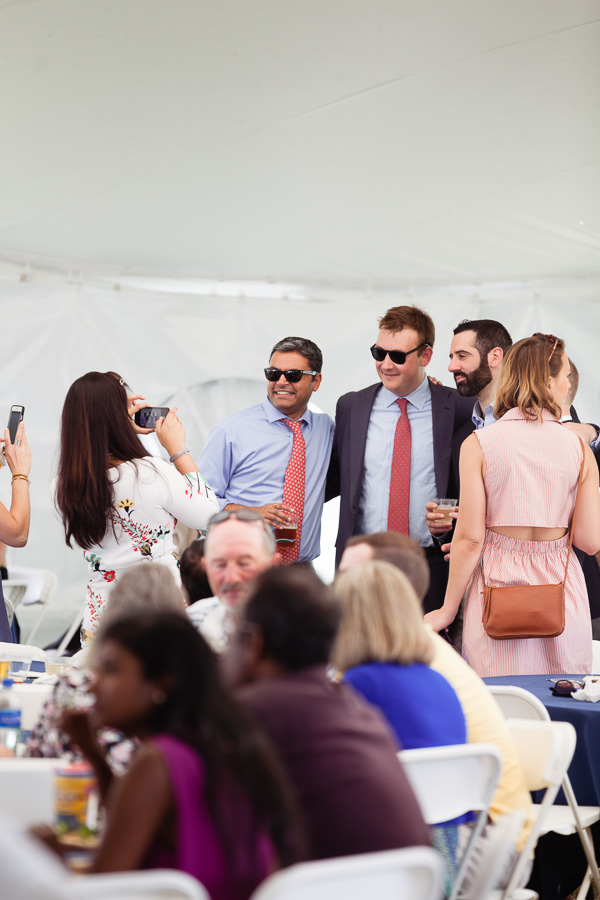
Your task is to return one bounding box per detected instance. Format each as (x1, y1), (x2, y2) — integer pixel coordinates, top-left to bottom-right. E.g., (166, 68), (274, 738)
(398, 742), (502, 900)
(502, 719), (576, 898)
(489, 683), (600, 898)
(250, 846), (444, 900)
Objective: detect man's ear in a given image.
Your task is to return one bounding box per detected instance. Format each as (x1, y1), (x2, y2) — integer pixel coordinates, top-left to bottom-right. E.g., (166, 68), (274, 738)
(312, 373), (322, 393)
(420, 346), (434, 367)
(488, 347), (504, 370)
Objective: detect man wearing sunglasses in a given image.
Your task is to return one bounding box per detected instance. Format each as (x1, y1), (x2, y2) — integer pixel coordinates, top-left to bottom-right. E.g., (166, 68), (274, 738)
(328, 305), (472, 613)
(197, 336), (334, 564)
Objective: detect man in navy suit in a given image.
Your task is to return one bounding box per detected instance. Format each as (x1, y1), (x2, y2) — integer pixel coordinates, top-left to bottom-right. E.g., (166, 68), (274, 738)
(327, 305), (472, 613)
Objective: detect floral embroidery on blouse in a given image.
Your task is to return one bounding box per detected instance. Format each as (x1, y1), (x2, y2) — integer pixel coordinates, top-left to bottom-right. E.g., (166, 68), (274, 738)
(25, 669), (136, 774)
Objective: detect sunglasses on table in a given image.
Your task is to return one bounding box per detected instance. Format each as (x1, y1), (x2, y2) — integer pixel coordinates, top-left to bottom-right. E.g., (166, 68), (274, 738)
(264, 368), (318, 383)
(548, 678), (584, 697)
(370, 343), (430, 365)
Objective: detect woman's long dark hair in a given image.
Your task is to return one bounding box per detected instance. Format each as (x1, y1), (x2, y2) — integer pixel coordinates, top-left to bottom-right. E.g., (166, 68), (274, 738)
(55, 372), (150, 550)
(97, 612), (303, 870)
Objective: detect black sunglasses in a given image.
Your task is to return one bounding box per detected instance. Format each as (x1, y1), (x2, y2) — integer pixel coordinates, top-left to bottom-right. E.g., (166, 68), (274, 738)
(208, 509), (264, 529)
(548, 678), (584, 697)
(370, 343), (429, 366)
(264, 367), (318, 383)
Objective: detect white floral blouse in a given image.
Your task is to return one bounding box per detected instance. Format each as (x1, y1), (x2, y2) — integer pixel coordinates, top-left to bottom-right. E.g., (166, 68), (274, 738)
(74, 458), (218, 645)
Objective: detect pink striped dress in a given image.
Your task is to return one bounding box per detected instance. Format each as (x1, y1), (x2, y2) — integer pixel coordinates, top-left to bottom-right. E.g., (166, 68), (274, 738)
(462, 408), (592, 677)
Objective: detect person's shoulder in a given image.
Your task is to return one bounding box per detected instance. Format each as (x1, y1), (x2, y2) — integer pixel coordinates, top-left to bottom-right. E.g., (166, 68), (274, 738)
(210, 402), (266, 433)
(336, 383), (380, 411)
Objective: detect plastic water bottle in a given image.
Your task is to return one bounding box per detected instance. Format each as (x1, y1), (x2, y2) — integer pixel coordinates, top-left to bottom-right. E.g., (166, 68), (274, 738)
(0, 678), (21, 756)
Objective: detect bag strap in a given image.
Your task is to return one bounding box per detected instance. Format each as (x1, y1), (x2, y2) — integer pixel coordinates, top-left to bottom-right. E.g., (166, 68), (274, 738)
(480, 436), (586, 585)
(563, 437), (586, 579)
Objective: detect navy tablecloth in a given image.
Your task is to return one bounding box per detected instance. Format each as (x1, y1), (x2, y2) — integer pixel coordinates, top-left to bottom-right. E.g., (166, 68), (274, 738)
(484, 674), (600, 807)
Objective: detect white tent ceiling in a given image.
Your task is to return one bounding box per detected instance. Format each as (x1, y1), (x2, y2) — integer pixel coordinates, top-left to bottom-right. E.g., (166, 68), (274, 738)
(1, 0), (599, 287)
(1, 1), (600, 640)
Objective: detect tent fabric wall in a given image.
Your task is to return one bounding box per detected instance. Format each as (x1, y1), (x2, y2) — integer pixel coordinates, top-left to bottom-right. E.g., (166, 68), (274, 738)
(1, 276), (599, 637)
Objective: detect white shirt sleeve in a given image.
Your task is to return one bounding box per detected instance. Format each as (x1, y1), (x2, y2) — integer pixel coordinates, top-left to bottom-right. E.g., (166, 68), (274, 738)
(151, 458), (219, 533)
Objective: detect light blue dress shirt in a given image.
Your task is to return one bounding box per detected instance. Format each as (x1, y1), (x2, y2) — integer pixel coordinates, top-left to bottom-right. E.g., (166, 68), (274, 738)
(472, 399), (496, 430)
(197, 397), (334, 562)
(357, 378), (436, 548)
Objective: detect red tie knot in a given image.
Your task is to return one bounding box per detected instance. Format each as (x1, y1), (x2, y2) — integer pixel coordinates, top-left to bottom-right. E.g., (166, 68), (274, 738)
(397, 398), (408, 414)
(284, 419), (303, 435)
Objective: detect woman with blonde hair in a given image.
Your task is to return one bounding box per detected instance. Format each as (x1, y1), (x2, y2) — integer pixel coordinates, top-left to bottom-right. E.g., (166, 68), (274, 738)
(426, 333), (600, 676)
(332, 560), (466, 751)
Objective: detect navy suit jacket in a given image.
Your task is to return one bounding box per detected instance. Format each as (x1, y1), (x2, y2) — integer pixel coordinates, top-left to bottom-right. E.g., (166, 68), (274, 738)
(327, 381), (472, 567)
(450, 405), (600, 618)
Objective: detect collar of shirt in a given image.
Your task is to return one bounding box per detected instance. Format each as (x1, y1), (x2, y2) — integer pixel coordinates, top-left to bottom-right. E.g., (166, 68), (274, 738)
(262, 396), (310, 427)
(472, 398), (496, 430)
(377, 374), (431, 411)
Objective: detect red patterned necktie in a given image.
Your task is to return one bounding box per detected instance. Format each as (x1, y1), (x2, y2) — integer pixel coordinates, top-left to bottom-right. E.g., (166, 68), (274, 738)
(387, 397), (411, 534)
(278, 419), (305, 565)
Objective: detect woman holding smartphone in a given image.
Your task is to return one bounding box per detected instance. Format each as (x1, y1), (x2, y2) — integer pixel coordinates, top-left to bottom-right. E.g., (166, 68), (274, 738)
(0, 419), (32, 640)
(54, 372), (218, 645)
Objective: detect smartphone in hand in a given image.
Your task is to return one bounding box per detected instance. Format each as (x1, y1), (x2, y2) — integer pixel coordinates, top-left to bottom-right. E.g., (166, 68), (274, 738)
(7, 405), (24, 444)
(134, 407), (169, 430)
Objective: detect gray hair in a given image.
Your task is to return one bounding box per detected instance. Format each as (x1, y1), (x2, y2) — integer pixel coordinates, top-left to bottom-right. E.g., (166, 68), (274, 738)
(270, 337), (323, 373)
(205, 515), (276, 557)
(104, 564), (186, 623)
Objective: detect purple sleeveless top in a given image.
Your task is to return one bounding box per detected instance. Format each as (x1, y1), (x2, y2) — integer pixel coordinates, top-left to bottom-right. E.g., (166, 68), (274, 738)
(144, 735), (275, 900)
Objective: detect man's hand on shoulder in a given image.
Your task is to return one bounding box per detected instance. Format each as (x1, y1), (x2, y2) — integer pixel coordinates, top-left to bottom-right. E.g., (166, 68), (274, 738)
(563, 421), (599, 445)
(427, 375), (444, 387)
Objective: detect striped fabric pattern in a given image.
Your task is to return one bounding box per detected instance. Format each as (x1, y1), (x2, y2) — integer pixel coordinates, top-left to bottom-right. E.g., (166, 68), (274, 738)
(462, 408), (592, 677)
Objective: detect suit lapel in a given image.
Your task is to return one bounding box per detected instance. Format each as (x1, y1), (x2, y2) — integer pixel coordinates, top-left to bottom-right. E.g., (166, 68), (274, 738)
(350, 384), (379, 511)
(430, 383), (455, 496)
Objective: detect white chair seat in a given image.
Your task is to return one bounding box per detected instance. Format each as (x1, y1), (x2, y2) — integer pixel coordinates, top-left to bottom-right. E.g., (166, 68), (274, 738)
(541, 803), (600, 836)
(250, 846), (444, 900)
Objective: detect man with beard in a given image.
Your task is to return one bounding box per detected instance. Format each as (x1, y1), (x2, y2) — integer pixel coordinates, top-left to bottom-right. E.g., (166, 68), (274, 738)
(426, 319), (600, 638)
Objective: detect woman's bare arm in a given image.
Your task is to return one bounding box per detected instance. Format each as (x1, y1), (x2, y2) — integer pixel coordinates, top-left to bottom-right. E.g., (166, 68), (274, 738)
(424, 434), (487, 631)
(90, 743), (172, 873)
(572, 444), (600, 555)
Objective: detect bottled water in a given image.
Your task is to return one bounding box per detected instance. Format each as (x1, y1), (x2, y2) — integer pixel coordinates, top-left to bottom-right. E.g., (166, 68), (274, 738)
(0, 678), (21, 756)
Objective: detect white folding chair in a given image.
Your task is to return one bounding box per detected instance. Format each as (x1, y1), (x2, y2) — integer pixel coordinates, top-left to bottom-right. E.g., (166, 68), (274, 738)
(0, 640), (47, 662)
(488, 684), (600, 897)
(0, 810), (210, 899)
(398, 742), (502, 900)
(0, 758), (56, 827)
(460, 811), (530, 900)
(500, 719), (577, 899)
(70, 870), (210, 899)
(250, 846), (444, 900)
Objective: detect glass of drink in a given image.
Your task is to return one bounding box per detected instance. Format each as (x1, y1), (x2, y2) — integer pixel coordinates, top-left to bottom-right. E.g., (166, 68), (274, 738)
(0, 660), (10, 680)
(8, 658), (32, 681)
(46, 657), (74, 677)
(432, 498), (458, 528)
(274, 511), (299, 545)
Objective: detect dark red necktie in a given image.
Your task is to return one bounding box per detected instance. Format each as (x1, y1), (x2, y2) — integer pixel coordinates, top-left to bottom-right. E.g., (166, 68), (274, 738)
(387, 397), (411, 534)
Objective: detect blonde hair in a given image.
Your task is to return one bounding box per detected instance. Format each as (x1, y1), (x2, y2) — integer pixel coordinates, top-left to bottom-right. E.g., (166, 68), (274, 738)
(331, 560), (433, 671)
(494, 335), (564, 422)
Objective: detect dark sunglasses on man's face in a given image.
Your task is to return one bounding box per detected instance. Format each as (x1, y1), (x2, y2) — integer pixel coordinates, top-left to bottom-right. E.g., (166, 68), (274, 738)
(370, 342), (429, 366)
(264, 367), (318, 383)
